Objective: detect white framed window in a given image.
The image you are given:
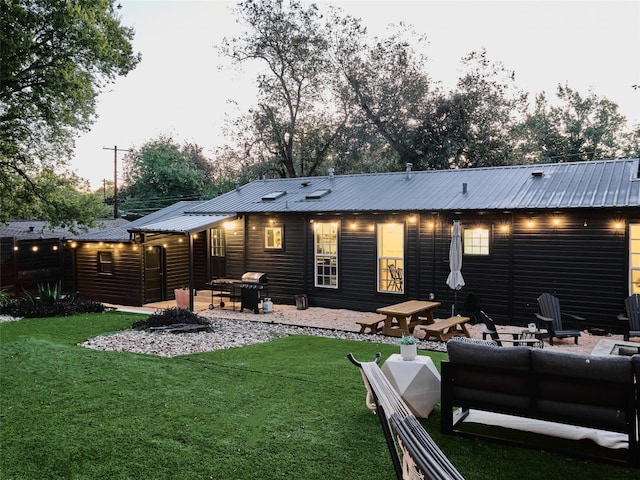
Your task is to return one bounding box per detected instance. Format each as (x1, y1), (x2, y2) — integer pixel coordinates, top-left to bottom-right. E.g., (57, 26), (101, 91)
(377, 223), (404, 293)
(630, 224), (640, 294)
(265, 226), (283, 249)
(211, 227), (226, 257)
(314, 222), (338, 288)
(97, 251), (113, 274)
(464, 227), (490, 255)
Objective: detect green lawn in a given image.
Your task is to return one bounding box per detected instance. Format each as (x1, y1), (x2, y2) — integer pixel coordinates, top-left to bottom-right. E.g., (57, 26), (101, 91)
(0, 312), (635, 479)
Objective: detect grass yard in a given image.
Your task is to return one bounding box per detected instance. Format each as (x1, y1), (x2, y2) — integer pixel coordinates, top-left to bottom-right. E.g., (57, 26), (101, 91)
(0, 312), (636, 479)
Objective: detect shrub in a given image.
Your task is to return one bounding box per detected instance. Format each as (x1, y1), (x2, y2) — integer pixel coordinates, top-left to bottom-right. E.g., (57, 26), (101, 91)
(131, 308), (210, 330)
(0, 284), (105, 318)
(0, 289), (10, 307)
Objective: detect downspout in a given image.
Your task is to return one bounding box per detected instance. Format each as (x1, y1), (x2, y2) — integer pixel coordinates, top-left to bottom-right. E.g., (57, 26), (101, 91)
(415, 213), (421, 299)
(432, 214), (438, 298)
(303, 216), (309, 294)
(507, 213), (514, 321)
(188, 232), (194, 311)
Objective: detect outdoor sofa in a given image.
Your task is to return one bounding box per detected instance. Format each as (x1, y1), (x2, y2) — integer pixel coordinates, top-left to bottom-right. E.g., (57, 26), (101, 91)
(440, 338), (640, 466)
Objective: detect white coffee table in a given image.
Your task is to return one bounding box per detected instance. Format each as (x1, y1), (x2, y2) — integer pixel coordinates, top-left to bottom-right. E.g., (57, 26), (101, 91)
(380, 353), (441, 418)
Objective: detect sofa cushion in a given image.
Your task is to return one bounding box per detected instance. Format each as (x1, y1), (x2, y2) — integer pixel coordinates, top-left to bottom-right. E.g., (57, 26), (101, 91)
(446, 340), (532, 411)
(531, 349), (632, 383)
(532, 350), (633, 429)
(633, 355), (640, 375)
(447, 339), (532, 371)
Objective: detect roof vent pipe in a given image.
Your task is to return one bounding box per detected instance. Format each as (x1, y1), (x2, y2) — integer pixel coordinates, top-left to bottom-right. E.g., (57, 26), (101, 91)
(235, 181), (240, 191)
(328, 167), (335, 179)
(405, 163), (413, 180)
(462, 182), (468, 194)
(262, 174), (266, 182)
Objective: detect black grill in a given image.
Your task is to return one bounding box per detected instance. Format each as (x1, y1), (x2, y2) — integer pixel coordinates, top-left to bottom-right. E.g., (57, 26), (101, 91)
(240, 272), (268, 313)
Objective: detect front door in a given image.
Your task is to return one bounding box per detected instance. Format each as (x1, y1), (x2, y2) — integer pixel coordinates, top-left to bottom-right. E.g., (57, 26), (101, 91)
(144, 246), (164, 303)
(211, 227), (226, 278)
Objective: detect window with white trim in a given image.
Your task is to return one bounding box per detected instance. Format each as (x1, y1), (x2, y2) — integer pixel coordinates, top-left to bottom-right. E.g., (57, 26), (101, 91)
(314, 222), (338, 288)
(211, 227), (226, 257)
(377, 223), (404, 293)
(463, 227), (490, 255)
(630, 224), (640, 294)
(265, 226), (283, 249)
(98, 251), (113, 274)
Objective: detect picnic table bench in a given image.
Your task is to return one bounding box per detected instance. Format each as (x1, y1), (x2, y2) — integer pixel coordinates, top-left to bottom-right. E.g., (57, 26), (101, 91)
(348, 353), (465, 480)
(418, 316), (470, 342)
(356, 314), (387, 334)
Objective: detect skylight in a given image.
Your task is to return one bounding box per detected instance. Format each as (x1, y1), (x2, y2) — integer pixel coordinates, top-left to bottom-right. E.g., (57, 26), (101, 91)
(305, 189), (331, 200)
(261, 191), (287, 201)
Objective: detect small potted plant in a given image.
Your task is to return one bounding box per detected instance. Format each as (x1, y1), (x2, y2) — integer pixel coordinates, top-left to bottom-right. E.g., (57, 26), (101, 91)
(396, 335), (419, 361)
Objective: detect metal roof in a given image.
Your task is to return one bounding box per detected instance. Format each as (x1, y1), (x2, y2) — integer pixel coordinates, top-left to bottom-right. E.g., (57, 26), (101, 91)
(129, 214), (236, 235)
(0, 219), (129, 241)
(67, 159), (640, 240)
(187, 158), (640, 215)
(73, 201), (207, 241)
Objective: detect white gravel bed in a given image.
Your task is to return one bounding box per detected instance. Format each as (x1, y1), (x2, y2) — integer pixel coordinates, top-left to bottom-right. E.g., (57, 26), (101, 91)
(79, 317), (447, 357)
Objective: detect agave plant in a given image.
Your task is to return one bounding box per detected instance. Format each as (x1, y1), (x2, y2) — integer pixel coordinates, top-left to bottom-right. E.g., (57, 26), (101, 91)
(37, 281), (62, 304)
(0, 289), (11, 307)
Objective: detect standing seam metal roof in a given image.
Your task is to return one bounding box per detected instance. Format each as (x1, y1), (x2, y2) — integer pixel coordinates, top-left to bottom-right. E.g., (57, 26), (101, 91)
(187, 158), (640, 215)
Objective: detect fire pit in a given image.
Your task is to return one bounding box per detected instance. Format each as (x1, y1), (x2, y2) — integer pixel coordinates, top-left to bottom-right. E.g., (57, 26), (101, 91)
(591, 338), (640, 356)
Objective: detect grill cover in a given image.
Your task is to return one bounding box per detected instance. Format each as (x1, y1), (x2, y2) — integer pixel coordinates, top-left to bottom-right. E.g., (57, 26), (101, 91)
(241, 272), (268, 284)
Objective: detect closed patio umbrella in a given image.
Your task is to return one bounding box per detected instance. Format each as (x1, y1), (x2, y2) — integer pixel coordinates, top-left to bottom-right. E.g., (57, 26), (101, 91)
(446, 220), (465, 315)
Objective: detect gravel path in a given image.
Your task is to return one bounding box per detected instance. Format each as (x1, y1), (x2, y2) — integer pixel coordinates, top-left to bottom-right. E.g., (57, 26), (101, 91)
(3, 303), (628, 357)
(79, 317), (448, 357)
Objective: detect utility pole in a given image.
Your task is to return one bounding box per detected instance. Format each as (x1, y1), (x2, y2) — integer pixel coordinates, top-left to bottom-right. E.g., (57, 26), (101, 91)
(102, 145), (130, 218)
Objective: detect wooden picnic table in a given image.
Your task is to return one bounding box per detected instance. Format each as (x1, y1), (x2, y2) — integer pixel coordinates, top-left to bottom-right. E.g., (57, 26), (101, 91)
(376, 300), (441, 337)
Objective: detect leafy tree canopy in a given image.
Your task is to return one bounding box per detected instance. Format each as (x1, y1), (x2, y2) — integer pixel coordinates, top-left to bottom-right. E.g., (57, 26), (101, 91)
(0, 0), (140, 225)
(514, 84), (632, 163)
(216, 0), (637, 179)
(120, 136), (212, 217)
(220, 0), (352, 178)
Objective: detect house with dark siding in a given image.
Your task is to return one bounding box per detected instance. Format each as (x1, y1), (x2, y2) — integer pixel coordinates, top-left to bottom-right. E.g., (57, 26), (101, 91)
(70, 158), (640, 331)
(0, 218), (128, 296)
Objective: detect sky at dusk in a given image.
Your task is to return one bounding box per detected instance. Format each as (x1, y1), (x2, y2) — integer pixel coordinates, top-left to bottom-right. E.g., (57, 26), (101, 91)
(70, 0), (640, 189)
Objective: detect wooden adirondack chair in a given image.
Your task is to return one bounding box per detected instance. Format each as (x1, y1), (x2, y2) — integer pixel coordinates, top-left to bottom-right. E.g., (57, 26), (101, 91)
(618, 294), (640, 341)
(535, 293), (582, 346)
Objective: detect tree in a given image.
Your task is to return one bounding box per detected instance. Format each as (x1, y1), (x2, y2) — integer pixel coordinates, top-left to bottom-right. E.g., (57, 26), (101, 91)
(120, 136), (211, 216)
(334, 20), (443, 170)
(219, 0), (351, 178)
(0, 0), (140, 225)
(338, 35), (527, 170)
(439, 50), (527, 168)
(514, 85), (630, 163)
(2, 170), (111, 231)
(219, 0), (635, 176)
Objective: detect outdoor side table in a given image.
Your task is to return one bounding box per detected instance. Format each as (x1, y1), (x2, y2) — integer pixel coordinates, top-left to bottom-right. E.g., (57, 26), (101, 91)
(520, 329), (546, 348)
(380, 353), (441, 418)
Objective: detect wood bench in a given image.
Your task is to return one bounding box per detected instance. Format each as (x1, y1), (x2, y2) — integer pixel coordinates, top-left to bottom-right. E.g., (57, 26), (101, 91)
(419, 316), (470, 342)
(348, 353), (465, 480)
(356, 314), (387, 334)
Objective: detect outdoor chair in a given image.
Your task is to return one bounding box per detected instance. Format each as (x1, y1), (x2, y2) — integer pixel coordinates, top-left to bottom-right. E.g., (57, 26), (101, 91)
(535, 293), (582, 346)
(479, 311), (543, 348)
(617, 294), (640, 341)
(388, 264), (403, 292)
(459, 292), (482, 325)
